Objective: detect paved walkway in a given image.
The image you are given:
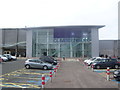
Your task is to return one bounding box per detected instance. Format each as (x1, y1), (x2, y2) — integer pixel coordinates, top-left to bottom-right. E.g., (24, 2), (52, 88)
(46, 60), (118, 88)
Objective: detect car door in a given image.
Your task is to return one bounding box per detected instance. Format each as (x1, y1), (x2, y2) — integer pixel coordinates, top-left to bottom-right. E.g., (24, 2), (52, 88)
(34, 60), (43, 68)
(29, 60), (37, 68)
(103, 59), (111, 68)
(99, 59), (109, 68)
(108, 59), (117, 68)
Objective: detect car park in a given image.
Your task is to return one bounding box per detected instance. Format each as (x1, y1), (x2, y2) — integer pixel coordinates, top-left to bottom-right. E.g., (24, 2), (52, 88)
(40, 56), (58, 65)
(25, 59), (53, 70)
(92, 58), (120, 69)
(3, 54), (17, 61)
(0, 55), (8, 62)
(113, 70), (120, 81)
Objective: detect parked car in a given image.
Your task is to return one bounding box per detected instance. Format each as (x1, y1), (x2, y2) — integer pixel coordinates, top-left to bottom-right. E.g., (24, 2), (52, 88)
(40, 56), (57, 65)
(3, 54), (17, 61)
(25, 59), (53, 70)
(86, 57), (102, 66)
(0, 55), (8, 62)
(84, 57), (96, 64)
(92, 58), (120, 69)
(113, 70), (120, 81)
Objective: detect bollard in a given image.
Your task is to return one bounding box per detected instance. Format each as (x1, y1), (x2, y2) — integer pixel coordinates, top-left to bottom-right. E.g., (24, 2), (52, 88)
(55, 65), (58, 72)
(106, 67), (110, 81)
(57, 65), (59, 69)
(41, 74), (45, 88)
(54, 68), (57, 77)
(49, 71), (53, 83)
(87, 64), (90, 69)
(91, 64), (94, 72)
(58, 62), (60, 66)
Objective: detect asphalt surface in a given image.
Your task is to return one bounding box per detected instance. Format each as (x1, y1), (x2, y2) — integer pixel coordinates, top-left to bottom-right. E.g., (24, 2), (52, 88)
(2, 59), (26, 74)
(46, 60), (118, 88)
(0, 59), (56, 89)
(1, 59), (120, 89)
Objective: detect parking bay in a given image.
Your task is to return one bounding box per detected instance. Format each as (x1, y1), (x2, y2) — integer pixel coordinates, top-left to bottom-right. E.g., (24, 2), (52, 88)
(92, 69), (120, 84)
(0, 68), (55, 89)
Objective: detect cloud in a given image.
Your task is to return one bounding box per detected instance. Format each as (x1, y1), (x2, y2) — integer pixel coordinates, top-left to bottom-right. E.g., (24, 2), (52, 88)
(0, 0), (119, 39)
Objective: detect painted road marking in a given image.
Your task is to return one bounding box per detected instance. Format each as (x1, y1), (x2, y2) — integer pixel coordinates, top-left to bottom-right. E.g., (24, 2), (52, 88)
(0, 68), (25, 77)
(0, 82), (40, 88)
(112, 79), (120, 84)
(94, 69), (116, 72)
(0, 67), (55, 88)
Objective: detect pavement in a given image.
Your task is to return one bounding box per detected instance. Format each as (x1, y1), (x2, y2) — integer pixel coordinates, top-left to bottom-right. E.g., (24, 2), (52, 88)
(46, 60), (118, 88)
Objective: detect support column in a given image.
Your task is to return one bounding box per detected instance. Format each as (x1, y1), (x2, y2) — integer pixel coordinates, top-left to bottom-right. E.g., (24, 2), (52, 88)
(0, 29), (3, 54)
(26, 29), (32, 58)
(47, 30), (49, 56)
(0, 29), (2, 90)
(82, 42), (84, 58)
(118, 2), (120, 57)
(36, 30), (38, 57)
(70, 39), (73, 58)
(91, 28), (99, 57)
(58, 39), (61, 57)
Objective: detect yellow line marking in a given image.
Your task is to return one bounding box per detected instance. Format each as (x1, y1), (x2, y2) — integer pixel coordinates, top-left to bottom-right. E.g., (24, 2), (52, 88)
(0, 82), (40, 88)
(9, 76), (42, 80)
(2, 72), (50, 77)
(0, 68), (25, 77)
(19, 72), (50, 75)
(1, 68), (50, 88)
(0, 78), (8, 80)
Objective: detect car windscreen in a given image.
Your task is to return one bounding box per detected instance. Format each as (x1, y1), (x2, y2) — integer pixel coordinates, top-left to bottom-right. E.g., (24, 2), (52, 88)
(94, 59), (103, 62)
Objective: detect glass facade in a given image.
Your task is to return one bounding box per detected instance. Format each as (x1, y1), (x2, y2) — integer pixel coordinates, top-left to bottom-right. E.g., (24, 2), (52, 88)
(2, 29), (26, 57)
(32, 28), (91, 58)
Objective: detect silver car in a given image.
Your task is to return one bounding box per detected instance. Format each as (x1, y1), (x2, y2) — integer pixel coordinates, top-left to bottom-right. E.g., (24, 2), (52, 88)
(25, 59), (53, 70)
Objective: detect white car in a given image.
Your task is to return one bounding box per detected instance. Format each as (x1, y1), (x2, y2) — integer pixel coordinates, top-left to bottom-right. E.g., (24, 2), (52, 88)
(0, 55), (8, 62)
(87, 57), (102, 66)
(3, 54), (17, 61)
(84, 57), (96, 64)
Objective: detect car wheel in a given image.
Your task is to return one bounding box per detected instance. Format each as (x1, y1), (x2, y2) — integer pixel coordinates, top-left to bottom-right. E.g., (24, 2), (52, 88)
(25, 65), (30, 69)
(43, 66), (48, 70)
(115, 65), (119, 69)
(96, 65), (100, 69)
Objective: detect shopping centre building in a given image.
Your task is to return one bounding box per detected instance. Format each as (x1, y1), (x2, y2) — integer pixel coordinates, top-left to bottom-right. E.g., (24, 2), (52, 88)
(0, 25), (104, 58)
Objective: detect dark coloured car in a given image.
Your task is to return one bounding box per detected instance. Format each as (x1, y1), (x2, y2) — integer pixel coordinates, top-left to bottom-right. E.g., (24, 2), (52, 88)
(40, 56), (57, 65)
(113, 70), (120, 81)
(92, 58), (120, 69)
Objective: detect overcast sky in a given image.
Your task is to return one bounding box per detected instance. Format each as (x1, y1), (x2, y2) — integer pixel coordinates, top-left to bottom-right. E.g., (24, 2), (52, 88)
(0, 0), (119, 40)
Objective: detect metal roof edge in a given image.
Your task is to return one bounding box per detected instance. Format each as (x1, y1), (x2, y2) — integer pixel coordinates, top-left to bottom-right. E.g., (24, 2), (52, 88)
(1, 25), (105, 30)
